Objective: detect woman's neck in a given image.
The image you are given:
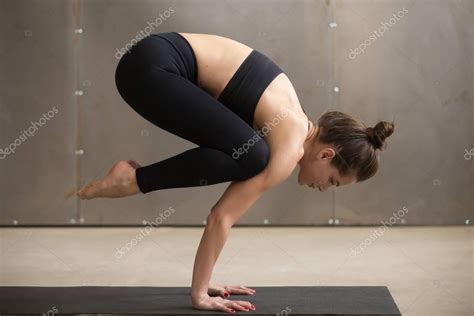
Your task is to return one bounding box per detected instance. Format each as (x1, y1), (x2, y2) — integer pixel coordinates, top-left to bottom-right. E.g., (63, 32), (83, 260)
(298, 121), (319, 166)
(306, 120), (318, 141)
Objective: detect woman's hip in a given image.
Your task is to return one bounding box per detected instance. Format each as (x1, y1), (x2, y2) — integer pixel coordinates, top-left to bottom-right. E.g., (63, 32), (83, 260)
(114, 32), (198, 97)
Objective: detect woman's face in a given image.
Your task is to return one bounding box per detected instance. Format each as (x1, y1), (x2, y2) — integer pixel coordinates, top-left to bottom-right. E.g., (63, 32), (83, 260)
(297, 145), (356, 192)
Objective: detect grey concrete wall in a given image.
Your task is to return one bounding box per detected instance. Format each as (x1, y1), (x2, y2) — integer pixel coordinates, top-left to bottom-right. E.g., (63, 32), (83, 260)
(0, 0), (472, 226)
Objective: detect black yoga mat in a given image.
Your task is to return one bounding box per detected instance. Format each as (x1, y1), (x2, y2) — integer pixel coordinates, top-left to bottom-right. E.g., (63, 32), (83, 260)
(0, 286), (401, 315)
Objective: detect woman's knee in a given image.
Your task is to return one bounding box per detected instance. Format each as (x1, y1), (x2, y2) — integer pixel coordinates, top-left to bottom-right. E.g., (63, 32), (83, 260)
(237, 139), (270, 177)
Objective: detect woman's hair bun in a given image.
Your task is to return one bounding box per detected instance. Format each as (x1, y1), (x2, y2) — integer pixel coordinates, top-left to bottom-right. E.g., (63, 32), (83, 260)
(366, 121), (395, 150)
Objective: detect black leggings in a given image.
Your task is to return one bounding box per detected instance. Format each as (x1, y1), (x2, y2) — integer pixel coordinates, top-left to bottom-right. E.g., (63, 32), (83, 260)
(115, 32), (283, 193)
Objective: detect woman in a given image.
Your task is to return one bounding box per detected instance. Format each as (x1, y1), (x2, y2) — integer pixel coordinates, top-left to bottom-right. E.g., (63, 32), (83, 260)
(77, 32), (394, 313)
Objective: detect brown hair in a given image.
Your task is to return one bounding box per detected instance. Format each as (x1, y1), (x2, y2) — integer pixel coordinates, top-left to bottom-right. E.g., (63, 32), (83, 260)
(315, 111), (395, 182)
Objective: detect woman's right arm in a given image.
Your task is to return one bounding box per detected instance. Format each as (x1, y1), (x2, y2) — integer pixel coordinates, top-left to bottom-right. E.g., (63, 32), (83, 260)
(191, 123), (304, 312)
(191, 175), (267, 312)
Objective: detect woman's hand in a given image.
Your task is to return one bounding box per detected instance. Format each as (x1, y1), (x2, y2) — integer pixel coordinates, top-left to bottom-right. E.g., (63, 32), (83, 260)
(192, 293), (256, 313)
(208, 283), (256, 298)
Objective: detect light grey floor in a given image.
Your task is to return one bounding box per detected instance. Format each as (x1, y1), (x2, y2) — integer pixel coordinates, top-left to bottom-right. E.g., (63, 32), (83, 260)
(1, 226), (472, 315)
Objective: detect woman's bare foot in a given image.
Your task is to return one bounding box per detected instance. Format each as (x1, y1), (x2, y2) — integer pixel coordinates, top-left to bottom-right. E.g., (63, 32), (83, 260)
(77, 160), (142, 200)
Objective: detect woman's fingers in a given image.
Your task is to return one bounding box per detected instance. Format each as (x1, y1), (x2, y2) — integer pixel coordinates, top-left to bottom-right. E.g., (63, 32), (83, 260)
(214, 302), (235, 313)
(207, 297), (234, 313)
(236, 300), (255, 309)
(209, 284), (256, 300)
(208, 284), (228, 297)
(239, 285), (256, 295)
(225, 300), (250, 311)
(239, 285), (256, 292)
(226, 285), (256, 295)
(222, 298), (255, 311)
(192, 294), (251, 313)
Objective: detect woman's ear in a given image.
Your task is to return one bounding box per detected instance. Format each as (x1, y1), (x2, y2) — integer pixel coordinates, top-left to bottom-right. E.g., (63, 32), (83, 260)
(321, 147), (336, 160)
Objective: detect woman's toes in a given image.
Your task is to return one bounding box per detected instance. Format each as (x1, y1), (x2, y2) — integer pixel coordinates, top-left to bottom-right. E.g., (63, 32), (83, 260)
(78, 181), (103, 199)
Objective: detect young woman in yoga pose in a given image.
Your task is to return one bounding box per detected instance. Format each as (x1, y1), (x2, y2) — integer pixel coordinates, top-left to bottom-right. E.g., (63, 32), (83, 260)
(77, 32), (394, 313)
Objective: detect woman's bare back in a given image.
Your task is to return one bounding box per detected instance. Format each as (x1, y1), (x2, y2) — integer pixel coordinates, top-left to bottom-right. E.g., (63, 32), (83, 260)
(178, 33), (253, 99)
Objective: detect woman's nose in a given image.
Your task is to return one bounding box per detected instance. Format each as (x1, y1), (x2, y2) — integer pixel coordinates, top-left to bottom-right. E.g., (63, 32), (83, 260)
(321, 182), (332, 191)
